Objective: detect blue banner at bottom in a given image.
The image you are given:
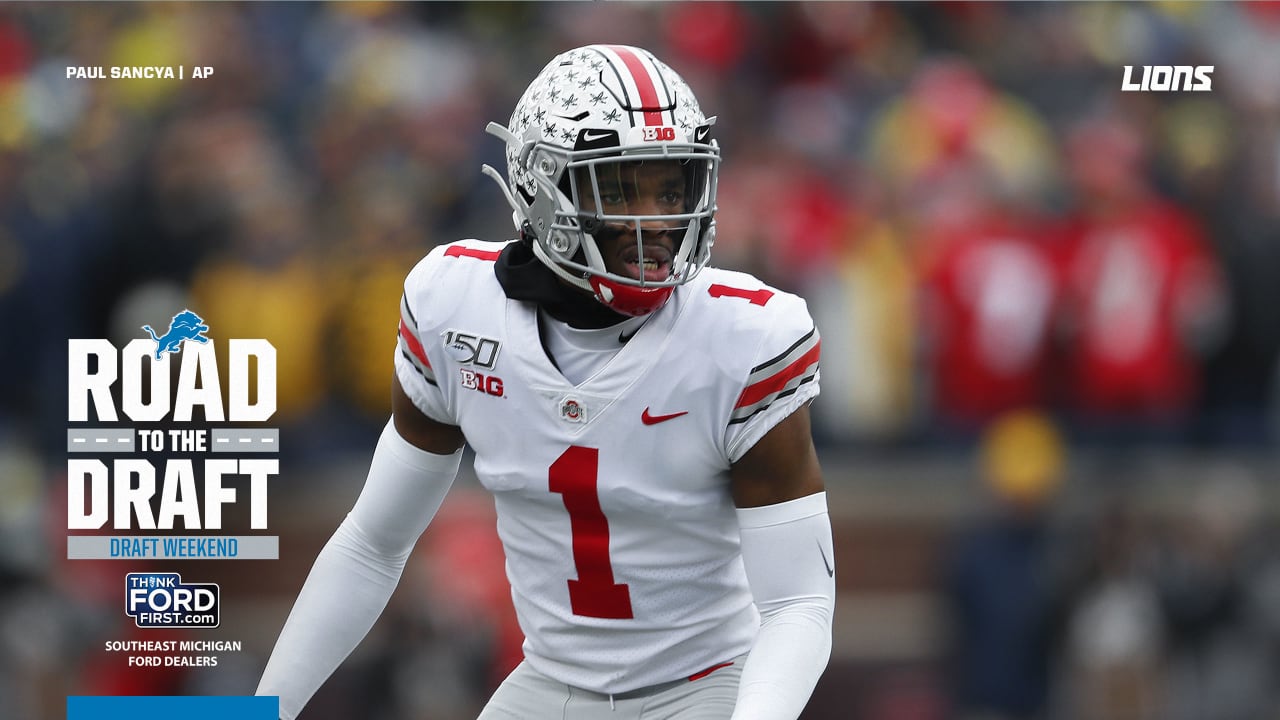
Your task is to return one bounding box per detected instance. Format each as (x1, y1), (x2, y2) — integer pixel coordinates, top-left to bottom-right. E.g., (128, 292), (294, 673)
(68, 695), (278, 720)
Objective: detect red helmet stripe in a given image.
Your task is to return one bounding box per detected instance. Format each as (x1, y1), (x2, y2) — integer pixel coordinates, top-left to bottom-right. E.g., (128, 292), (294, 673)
(605, 45), (665, 126)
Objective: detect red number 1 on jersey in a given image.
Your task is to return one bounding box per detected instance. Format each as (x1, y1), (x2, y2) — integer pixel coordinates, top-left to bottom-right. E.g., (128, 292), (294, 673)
(549, 446), (634, 619)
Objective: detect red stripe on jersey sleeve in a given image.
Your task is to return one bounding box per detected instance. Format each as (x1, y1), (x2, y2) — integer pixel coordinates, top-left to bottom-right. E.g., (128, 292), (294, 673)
(607, 45), (664, 126)
(444, 245), (503, 261)
(734, 342), (821, 409)
(399, 318), (431, 369)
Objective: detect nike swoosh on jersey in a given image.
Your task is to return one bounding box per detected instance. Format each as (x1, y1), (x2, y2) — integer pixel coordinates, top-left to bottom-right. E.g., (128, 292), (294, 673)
(817, 541), (834, 578)
(641, 408), (688, 425)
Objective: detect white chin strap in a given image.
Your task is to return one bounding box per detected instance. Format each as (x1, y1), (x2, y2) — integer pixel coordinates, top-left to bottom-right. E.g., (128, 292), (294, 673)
(530, 238), (594, 296)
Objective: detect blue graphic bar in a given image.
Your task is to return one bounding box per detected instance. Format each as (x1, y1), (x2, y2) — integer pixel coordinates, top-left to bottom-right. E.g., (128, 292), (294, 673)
(67, 535), (278, 560)
(68, 695), (278, 720)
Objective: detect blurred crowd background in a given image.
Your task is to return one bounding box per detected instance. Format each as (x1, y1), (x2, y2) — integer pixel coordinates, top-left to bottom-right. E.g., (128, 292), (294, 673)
(1, 2), (1279, 719)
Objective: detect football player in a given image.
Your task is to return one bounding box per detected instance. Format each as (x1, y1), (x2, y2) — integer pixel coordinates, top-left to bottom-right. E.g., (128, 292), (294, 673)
(257, 44), (835, 720)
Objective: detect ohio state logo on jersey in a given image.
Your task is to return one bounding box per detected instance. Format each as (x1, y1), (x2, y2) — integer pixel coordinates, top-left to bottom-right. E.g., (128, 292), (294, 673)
(559, 396), (587, 423)
(460, 368), (504, 397)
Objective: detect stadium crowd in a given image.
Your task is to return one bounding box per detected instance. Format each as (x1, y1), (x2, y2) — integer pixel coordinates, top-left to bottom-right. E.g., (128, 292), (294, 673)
(0, 3), (1278, 719)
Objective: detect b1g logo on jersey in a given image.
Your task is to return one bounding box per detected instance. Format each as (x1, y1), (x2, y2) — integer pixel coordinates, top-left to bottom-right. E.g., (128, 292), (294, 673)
(442, 329), (500, 369)
(460, 368), (504, 397)
(126, 572), (219, 628)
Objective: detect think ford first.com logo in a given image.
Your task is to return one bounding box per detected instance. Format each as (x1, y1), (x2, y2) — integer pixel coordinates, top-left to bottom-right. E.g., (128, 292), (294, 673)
(127, 572), (220, 629)
(1122, 65), (1213, 92)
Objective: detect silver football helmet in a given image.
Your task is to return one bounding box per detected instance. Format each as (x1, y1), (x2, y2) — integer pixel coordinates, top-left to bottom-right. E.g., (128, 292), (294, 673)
(482, 45), (719, 316)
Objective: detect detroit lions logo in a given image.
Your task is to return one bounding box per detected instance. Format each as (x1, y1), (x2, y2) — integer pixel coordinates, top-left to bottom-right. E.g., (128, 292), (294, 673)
(142, 309), (211, 359)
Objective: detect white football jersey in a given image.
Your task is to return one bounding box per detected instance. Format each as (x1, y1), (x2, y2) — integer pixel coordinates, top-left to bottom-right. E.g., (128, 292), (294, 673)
(395, 239), (821, 694)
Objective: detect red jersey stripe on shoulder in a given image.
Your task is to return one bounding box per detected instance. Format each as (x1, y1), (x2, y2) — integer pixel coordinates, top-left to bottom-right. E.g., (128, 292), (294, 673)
(735, 342), (821, 409)
(444, 245), (502, 261)
(398, 318), (431, 370)
(605, 45), (664, 126)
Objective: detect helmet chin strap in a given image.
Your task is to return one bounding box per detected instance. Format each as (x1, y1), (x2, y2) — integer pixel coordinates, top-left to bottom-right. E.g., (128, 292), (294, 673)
(531, 233), (670, 317)
(588, 276), (674, 317)
(530, 240), (591, 294)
